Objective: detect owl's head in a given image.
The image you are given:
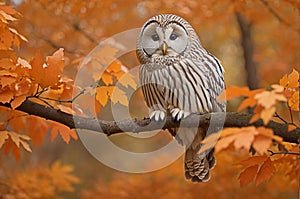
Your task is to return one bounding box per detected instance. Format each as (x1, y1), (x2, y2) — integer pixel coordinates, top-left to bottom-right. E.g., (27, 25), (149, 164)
(137, 14), (201, 64)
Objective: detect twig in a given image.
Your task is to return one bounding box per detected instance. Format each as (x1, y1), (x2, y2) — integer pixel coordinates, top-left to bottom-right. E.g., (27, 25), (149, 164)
(268, 149), (300, 156)
(37, 87), (86, 103)
(274, 112), (288, 124)
(288, 106), (294, 124)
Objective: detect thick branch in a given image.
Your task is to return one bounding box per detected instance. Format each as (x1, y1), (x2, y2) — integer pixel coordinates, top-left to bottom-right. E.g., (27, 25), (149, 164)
(0, 99), (299, 143)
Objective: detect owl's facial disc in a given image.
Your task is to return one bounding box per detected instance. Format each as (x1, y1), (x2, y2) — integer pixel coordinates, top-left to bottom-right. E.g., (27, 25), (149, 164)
(141, 22), (189, 57)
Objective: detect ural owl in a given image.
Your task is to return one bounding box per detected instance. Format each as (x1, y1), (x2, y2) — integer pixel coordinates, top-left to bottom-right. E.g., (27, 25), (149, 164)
(137, 14), (225, 183)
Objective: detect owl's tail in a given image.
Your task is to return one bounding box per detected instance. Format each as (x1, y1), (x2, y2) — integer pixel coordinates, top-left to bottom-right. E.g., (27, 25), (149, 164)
(184, 147), (216, 183)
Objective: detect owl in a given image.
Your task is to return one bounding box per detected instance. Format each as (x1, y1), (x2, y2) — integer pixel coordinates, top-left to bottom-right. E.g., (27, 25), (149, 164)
(136, 14), (225, 183)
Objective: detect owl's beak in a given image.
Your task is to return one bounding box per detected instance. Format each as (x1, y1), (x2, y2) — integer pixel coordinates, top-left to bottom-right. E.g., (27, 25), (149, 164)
(162, 42), (167, 55)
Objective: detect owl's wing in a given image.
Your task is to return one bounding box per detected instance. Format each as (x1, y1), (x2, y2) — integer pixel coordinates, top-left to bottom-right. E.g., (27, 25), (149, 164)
(198, 52), (226, 113)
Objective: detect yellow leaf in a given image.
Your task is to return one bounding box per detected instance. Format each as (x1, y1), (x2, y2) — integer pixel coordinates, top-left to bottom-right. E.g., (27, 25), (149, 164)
(0, 131), (9, 149)
(7, 131), (31, 152)
(288, 91), (299, 111)
(111, 86), (128, 106)
(215, 127), (258, 152)
(57, 104), (76, 115)
(95, 86), (114, 106)
(255, 91), (287, 109)
(287, 69), (299, 88)
(271, 84), (284, 92)
(118, 73), (137, 89)
(260, 106), (275, 125)
(102, 72), (114, 85)
(279, 74), (288, 87)
(252, 134), (272, 155)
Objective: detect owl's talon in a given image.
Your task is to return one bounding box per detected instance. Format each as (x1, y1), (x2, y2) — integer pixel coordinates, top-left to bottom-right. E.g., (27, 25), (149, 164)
(171, 108), (191, 122)
(150, 110), (166, 122)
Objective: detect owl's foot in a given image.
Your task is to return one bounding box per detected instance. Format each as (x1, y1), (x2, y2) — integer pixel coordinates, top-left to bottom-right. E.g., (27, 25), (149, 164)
(150, 110), (166, 121)
(171, 108), (191, 122)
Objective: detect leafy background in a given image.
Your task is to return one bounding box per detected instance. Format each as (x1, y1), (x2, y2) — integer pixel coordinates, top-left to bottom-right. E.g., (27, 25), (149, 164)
(0, 0), (299, 198)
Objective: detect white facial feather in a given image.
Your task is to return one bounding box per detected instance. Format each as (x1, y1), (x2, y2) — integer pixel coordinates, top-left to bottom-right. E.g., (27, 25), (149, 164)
(141, 22), (189, 56)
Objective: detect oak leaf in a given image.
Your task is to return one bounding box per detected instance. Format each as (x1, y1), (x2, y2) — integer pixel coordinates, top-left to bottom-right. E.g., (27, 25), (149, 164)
(238, 165), (258, 188)
(255, 157), (276, 186)
(254, 87), (287, 109)
(8, 131), (32, 152)
(30, 49), (64, 88)
(50, 122), (78, 144)
(217, 86), (250, 102)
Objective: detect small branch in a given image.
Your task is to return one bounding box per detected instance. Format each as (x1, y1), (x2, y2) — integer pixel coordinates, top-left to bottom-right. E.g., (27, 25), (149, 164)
(274, 112), (288, 124)
(37, 88), (86, 103)
(288, 106), (294, 124)
(268, 149), (300, 156)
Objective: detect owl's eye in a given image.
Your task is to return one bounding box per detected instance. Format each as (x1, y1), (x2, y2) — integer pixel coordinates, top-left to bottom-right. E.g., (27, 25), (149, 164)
(151, 34), (159, 41)
(170, 33), (178, 40)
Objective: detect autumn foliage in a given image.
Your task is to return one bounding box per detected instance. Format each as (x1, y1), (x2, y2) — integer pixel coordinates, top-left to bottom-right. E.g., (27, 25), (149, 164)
(0, 0), (299, 198)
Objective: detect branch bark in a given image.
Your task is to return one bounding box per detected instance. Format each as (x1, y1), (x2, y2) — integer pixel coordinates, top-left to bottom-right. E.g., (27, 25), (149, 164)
(1, 99), (299, 143)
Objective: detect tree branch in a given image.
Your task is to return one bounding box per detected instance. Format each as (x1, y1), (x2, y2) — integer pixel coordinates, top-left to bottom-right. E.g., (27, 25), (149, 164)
(0, 99), (299, 143)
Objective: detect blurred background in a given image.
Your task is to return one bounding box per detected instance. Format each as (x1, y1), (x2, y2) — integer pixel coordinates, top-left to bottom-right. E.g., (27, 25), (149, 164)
(1, 0), (299, 198)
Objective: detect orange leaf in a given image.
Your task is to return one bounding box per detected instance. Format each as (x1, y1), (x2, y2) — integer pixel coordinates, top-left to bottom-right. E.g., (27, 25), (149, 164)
(249, 113), (260, 123)
(102, 72), (114, 85)
(260, 106), (276, 125)
(95, 86), (114, 106)
(50, 123), (75, 144)
(238, 165), (258, 187)
(288, 125), (297, 132)
(0, 130), (9, 149)
(255, 157), (276, 186)
(107, 60), (121, 73)
(0, 89), (13, 103)
(254, 90), (287, 109)
(30, 49), (64, 88)
(252, 134), (272, 155)
(284, 69), (299, 89)
(0, 76), (16, 87)
(11, 95), (26, 109)
(237, 156), (268, 166)
(57, 104), (76, 115)
(217, 86), (250, 102)
(237, 98), (256, 112)
(7, 131), (31, 152)
(215, 127), (258, 152)
(279, 74), (288, 87)
(288, 91), (299, 111)
(69, 129), (78, 140)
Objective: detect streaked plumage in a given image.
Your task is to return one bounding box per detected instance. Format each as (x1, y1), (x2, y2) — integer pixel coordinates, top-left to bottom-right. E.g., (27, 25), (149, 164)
(137, 14), (225, 183)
